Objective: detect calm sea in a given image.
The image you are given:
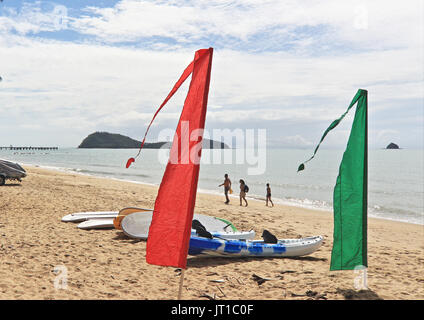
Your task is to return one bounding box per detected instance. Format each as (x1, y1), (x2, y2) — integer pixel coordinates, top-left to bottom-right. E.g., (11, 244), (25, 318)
(1, 148), (423, 225)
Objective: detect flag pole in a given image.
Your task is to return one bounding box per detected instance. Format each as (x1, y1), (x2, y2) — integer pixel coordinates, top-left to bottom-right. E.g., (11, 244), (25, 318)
(177, 269), (186, 300)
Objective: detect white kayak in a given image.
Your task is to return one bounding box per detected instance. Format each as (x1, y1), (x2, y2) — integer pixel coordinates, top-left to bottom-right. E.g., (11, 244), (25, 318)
(188, 235), (324, 257)
(77, 219), (115, 229)
(121, 211), (252, 240)
(62, 208), (152, 222)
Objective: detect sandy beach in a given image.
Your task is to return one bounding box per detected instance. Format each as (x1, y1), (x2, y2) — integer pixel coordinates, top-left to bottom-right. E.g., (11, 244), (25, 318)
(0, 166), (423, 300)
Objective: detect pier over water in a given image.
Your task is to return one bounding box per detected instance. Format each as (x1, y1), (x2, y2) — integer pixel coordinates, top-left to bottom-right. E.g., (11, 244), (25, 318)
(0, 146), (58, 150)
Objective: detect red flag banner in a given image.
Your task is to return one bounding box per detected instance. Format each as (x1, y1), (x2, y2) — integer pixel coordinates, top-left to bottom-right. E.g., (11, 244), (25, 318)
(146, 48), (213, 269)
(126, 54), (200, 168)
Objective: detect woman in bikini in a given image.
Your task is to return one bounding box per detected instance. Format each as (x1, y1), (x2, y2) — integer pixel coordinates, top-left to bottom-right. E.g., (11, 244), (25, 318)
(239, 179), (248, 207)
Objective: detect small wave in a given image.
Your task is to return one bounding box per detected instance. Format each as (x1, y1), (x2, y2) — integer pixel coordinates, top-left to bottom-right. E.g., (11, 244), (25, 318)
(71, 168), (150, 179)
(279, 197), (332, 212)
(118, 172), (150, 178)
(76, 169), (113, 176)
(89, 163), (119, 168)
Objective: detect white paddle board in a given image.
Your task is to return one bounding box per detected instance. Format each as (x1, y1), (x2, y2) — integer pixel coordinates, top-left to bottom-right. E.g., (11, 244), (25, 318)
(121, 212), (244, 240)
(62, 211), (118, 222)
(62, 208), (152, 222)
(77, 218), (115, 229)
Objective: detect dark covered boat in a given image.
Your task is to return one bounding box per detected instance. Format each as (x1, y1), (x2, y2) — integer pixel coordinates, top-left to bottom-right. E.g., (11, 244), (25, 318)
(0, 159), (26, 185)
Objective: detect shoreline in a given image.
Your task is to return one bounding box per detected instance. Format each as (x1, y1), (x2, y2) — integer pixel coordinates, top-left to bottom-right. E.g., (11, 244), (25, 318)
(0, 165), (423, 300)
(22, 163), (423, 227)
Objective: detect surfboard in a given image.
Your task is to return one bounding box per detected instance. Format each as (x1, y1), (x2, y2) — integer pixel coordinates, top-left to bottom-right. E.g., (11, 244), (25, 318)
(62, 211), (118, 222)
(62, 207), (152, 223)
(113, 207), (153, 230)
(77, 219), (115, 229)
(121, 211), (240, 240)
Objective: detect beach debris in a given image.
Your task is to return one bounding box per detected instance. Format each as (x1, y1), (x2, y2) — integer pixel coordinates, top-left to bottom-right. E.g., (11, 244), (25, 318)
(306, 290), (319, 297)
(209, 279), (226, 283)
(279, 270), (296, 275)
(291, 290), (328, 300)
(206, 272), (219, 276)
(251, 274), (281, 285)
(186, 287), (219, 300)
(222, 275), (245, 285)
(175, 268), (182, 276)
(217, 286), (226, 298)
(251, 274), (266, 285)
(199, 292), (216, 300)
(336, 288), (382, 300)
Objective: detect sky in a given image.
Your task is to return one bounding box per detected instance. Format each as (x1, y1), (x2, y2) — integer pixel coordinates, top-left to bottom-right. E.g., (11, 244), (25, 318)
(0, 0), (423, 149)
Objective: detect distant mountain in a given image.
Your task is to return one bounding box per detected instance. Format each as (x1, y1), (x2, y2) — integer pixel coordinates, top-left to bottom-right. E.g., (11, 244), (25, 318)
(78, 132), (229, 149)
(78, 132), (165, 149)
(386, 142), (400, 149)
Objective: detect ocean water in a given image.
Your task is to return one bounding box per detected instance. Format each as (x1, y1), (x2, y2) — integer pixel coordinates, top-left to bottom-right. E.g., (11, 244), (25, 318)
(1, 147), (423, 225)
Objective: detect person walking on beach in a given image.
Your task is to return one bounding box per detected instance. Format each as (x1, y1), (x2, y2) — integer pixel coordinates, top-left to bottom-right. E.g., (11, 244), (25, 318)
(239, 179), (248, 207)
(266, 183), (274, 207)
(218, 174), (232, 204)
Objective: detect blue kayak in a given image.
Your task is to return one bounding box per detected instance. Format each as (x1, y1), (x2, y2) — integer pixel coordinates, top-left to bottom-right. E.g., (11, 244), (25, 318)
(188, 235), (323, 257)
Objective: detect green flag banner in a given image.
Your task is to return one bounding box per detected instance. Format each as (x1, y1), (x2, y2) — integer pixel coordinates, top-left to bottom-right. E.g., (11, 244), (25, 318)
(298, 89), (368, 270)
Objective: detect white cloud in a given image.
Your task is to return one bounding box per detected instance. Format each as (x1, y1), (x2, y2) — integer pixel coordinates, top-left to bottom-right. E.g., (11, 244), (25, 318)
(65, 0), (423, 53)
(0, 1), (69, 34)
(0, 0), (422, 148)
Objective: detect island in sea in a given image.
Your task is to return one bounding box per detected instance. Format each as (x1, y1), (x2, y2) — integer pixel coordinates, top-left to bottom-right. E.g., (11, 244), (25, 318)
(386, 142), (400, 149)
(78, 132), (230, 149)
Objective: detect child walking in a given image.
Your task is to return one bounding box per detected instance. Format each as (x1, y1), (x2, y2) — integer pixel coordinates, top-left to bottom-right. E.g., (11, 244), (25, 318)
(266, 183), (274, 207)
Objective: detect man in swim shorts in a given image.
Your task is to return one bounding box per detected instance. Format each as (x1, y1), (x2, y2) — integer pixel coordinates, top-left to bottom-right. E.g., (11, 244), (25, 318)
(218, 173), (232, 204)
